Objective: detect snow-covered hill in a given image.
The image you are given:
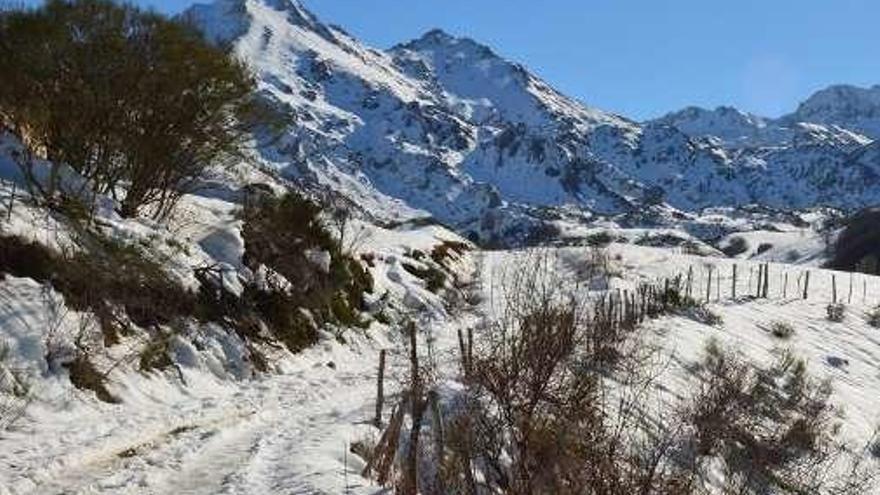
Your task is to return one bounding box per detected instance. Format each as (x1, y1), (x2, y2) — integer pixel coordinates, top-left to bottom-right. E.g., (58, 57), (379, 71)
(5, 1), (880, 493)
(180, 0), (880, 247)
(784, 84), (880, 139)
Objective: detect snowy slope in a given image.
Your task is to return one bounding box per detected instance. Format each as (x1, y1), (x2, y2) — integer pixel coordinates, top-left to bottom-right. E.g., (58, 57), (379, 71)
(784, 84), (880, 139)
(1, 128), (877, 494)
(4, 1), (880, 492)
(6, 218), (880, 494)
(0, 125), (481, 494)
(0, 226), (477, 495)
(652, 105), (789, 148)
(481, 245), (880, 485)
(180, 0), (880, 247)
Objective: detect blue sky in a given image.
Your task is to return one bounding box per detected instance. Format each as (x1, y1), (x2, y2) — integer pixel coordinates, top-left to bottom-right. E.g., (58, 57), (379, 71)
(20, 0), (880, 120)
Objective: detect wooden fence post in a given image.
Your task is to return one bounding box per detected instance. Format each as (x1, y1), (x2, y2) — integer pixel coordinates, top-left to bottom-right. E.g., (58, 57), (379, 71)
(762, 263), (770, 299)
(457, 329), (469, 379)
(6, 181), (15, 222)
(663, 279), (670, 311)
(848, 274), (854, 305)
(732, 264), (737, 299)
(403, 322), (425, 495)
(832, 275), (837, 304)
(428, 390), (445, 495)
(706, 266), (713, 303)
(362, 404), (405, 483)
(686, 266), (694, 298)
(374, 349), (386, 427)
(803, 271), (810, 300)
(466, 327), (473, 373)
(749, 265), (764, 298)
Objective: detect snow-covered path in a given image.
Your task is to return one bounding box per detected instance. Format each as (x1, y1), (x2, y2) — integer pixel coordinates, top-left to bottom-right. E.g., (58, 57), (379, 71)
(1, 299), (474, 495)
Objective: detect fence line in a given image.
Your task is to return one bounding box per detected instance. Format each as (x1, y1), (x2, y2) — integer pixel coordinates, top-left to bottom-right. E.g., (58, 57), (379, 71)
(664, 262), (879, 308)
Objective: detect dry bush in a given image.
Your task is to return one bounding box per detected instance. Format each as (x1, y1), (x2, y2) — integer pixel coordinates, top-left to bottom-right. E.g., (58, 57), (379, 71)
(566, 245), (619, 290)
(684, 304), (723, 326)
(1, 233), (198, 337)
(422, 253), (877, 495)
(769, 321), (795, 339)
(402, 261), (447, 293)
(0, 340), (33, 431)
(867, 306), (880, 328)
(434, 251), (682, 495)
(64, 354), (118, 404)
(827, 303), (846, 322)
(1, 191), (373, 385)
(678, 341), (877, 494)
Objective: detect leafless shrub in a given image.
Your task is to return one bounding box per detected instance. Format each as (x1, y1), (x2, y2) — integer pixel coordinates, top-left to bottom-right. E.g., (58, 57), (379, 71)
(677, 341), (877, 494)
(433, 251), (682, 494)
(827, 303), (846, 322)
(414, 253), (878, 495)
(867, 306), (880, 328)
(321, 191), (371, 254)
(769, 320), (795, 339)
(0, 339), (33, 431)
(684, 304), (723, 326)
(567, 245), (619, 289)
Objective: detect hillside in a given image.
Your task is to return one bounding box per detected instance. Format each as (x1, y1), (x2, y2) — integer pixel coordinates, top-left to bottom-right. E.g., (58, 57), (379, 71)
(2, 0), (880, 493)
(180, 0), (880, 247)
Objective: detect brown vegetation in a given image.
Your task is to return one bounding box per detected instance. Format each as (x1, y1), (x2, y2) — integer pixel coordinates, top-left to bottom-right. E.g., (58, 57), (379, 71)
(362, 252), (879, 495)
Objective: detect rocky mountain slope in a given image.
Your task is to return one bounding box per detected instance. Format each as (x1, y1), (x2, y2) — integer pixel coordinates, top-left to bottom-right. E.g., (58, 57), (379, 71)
(184, 0), (880, 246)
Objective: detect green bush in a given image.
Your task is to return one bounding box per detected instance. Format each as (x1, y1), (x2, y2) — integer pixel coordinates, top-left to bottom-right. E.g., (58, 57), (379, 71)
(402, 261), (447, 293)
(239, 192), (373, 351)
(0, 0), (255, 218)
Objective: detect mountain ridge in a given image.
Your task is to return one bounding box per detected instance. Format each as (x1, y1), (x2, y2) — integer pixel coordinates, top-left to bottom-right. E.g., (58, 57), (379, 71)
(184, 0), (880, 245)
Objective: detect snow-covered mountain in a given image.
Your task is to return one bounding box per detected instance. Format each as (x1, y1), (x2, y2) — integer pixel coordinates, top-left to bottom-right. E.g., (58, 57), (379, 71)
(184, 0), (880, 245)
(651, 106), (789, 148)
(7, 2), (880, 491)
(784, 84), (880, 139)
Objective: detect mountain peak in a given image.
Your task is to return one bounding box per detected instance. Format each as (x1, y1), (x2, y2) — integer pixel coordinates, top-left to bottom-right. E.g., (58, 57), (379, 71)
(183, 0), (338, 46)
(797, 84), (880, 109)
(649, 104), (777, 147)
(395, 28), (496, 58)
(261, 0), (323, 31)
(785, 84), (880, 139)
(420, 28), (456, 44)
